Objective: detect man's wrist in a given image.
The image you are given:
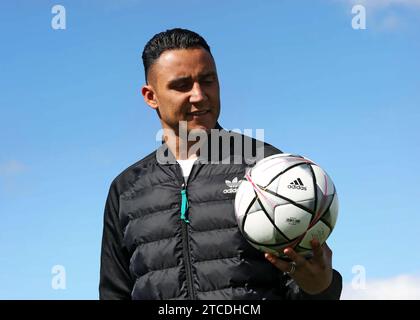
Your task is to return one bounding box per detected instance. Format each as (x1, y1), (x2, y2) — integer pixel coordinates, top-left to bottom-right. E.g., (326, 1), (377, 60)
(300, 269), (343, 300)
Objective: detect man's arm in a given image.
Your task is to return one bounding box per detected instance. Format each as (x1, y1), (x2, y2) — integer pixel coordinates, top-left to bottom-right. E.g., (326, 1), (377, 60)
(99, 181), (134, 300)
(266, 239), (343, 300)
(284, 269), (342, 300)
(298, 268), (342, 300)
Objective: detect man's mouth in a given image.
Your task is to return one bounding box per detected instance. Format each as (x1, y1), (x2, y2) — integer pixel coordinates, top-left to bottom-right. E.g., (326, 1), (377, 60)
(187, 110), (209, 116)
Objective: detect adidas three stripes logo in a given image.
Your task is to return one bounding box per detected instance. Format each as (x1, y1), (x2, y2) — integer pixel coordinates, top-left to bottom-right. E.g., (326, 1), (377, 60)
(288, 178), (307, 190)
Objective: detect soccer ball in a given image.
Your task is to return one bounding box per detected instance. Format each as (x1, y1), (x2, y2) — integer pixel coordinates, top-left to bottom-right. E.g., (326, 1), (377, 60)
(234, 153), (339, 258)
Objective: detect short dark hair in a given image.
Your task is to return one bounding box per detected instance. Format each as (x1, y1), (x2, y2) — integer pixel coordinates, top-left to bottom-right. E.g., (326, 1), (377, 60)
(142, 28), (212, 83)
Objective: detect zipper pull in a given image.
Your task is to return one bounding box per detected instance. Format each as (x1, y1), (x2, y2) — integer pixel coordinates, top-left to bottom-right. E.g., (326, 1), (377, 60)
(180, 184), (190, 223)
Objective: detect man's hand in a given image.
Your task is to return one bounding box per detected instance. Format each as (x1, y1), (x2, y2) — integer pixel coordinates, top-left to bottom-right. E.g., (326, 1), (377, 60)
(264, 238), (333, 295)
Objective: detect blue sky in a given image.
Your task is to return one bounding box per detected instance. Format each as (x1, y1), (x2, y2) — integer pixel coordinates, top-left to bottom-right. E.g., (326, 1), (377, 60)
(0, 0), (419, 299)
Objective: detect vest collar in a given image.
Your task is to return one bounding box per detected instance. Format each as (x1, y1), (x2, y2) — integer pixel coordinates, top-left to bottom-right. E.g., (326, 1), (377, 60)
(155, 122), (227, 165)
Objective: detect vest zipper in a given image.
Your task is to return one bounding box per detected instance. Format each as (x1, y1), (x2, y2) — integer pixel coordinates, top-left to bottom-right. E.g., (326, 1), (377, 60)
(181, 215), (196, 299)
(180, 184), (190, 223)
(179, 179), (196, 299)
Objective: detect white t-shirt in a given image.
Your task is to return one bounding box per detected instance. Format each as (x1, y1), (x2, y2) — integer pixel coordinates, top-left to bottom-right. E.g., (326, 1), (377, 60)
(176, 159), (197, 183)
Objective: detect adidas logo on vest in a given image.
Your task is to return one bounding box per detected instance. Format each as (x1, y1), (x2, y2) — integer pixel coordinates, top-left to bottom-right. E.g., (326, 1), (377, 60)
(223, 177), (240, 194)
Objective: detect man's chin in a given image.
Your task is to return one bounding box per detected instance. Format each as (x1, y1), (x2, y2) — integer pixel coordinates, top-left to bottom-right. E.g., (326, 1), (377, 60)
(187, 123), (217, 134)
(187, 127), (209, 135)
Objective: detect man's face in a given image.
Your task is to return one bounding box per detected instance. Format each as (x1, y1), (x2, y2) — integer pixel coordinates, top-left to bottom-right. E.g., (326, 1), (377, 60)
(143, 48), (221, 134)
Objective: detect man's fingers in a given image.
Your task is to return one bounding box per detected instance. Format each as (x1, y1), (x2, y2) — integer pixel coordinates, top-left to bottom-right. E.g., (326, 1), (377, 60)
(311, 238), (323, 256)
(264, 253), (291, 273)
(311, 238), (328, 266)
(283, 247), (307, 266)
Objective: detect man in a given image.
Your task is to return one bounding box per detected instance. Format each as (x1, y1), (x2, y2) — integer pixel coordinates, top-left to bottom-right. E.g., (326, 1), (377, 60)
(99, 28), (342, 300)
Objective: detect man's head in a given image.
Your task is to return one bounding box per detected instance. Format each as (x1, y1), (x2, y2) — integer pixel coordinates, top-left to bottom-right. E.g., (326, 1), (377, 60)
(142, 28), (212, 84)
(141, 28), (220, 134)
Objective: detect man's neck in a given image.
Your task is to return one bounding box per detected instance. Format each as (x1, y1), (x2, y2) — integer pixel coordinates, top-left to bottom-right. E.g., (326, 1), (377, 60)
(160, 122), (221, 160)
(164, 135), (200, 160)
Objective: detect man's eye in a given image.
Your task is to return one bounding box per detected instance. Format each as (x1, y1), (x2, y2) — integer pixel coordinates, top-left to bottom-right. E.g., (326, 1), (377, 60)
(174, 83), (190, 91)
(201, 78), (214, 84)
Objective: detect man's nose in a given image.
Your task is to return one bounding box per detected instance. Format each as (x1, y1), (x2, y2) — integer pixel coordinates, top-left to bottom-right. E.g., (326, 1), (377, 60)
(189, 82), (207, 103)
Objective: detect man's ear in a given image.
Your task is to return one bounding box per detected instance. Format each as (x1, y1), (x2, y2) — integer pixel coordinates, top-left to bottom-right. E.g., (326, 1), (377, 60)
(141, 84), (159, 110)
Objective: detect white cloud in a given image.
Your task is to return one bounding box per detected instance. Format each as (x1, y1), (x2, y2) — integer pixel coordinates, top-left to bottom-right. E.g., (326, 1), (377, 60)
(0, 160), (27, 176)
(341, 274), (420, 300)
(379, 14), (401, 30)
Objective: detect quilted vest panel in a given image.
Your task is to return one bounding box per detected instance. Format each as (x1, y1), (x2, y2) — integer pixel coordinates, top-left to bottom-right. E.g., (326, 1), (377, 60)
(118, 158), (289, 300)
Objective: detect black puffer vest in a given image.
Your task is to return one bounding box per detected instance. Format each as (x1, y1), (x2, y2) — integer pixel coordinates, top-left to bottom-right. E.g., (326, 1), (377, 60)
(117, 129), (290, 299)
